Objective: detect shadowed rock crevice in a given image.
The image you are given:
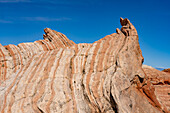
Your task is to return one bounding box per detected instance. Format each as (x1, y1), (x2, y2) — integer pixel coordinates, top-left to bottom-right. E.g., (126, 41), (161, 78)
(110, 92), (118, 113)
(37, 107), (44, 113)
(136, 75), (144, 83)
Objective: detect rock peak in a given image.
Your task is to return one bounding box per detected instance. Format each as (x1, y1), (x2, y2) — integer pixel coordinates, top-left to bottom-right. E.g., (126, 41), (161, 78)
(118, 17), (138, 36)
(120, 17), (130, 26)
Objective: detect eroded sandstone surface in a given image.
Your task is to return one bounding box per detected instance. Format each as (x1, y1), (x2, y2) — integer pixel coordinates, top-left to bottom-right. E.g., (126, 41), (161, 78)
(0, 18), (169, 113)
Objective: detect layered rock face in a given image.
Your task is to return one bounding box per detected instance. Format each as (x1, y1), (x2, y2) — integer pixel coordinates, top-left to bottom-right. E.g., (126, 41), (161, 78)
(142, 65), (170, 112)
(0, 29), (75, 82)
(0, 18), (169, 113)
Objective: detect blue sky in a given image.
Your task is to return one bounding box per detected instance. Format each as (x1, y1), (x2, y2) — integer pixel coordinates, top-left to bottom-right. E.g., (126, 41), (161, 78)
(0, 0), (170, 68)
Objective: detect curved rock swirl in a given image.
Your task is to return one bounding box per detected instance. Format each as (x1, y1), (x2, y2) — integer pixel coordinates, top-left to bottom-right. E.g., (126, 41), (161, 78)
(0, 18), (169, 113)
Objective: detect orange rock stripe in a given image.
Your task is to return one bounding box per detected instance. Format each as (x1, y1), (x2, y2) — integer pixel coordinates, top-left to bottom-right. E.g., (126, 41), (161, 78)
(70, 40), (76, 46)
(73, 45), (81, 73)
(34, 42), (44, 52)
(11, 45), (20, 71)
(100, 37), (114, 100)
(62, 50), (75, 113)
(43, 30), (59, 48)
(1, 54), (37, 113)
(97, 36), (111, 72)
(58, 32), (72, 47)
(6, 46), (31, 113)
(69, 45), (88, 112)
(13, 45), (23, 68)
(20, 43), (31, 58)
(79, 45), (84, 73)
(100, 71), (108, 111)
(48, 39), (56, 49)
(10, 45), (21, 71)
(100, 35), (118, 102)
(20, 52), (50, 112)
(0, 47), (7, 81)
(8, 53), (44, 113)
(29, 43), (39, 54)
(56, 32), (68, 47)
(107, 35), (120, 69)
(39, 40), (49, 51)
(52, 30), (74, 47)
(45, 40), (54, 50)
(25, 43), (34, 57)
(32, 51), (57, 113)
(20, 53), (46, 113)
(70, 44), (78, 113)
(80, 44), (94, 112)
(48, 36), (60, 48)
(90, 40), (108, 111)
(17, 43), (28, 58)
(49, 38), (59, 49)
(47, 35), (61, 48)
(47, 32), (64, 48)
(45, 49), (64, 113)
(52, 31), (67, 47)
(30, 43), (39, 54)
(54, 32), (66, 48)
(23, 43), (33, 58)
(90, 39), (111, 111)
(58, 33), (72, 46)
(81, 45), (92, 74)
(77, 44), (86, 74)
(5, 45), (17, 72)
(41, 40), (50, 50)
(89, 40), (104, 101)
(111, 34), (126, 65)
(91, 72), (102, 107)
(0, 51), (4, 81)
(47, 41), (53, 50)
(70, 45), (90, 112)
(35, 41), (48, 51)
(85, 40), (102, 112)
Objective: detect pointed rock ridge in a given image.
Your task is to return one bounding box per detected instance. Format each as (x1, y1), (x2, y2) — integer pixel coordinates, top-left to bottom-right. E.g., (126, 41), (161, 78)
(120, 17), (138, 36)
(0, 29), (75, 82)
(109, 18), (156, 113)
(43, 28), (75, 48)
(0, 18), (169, 113)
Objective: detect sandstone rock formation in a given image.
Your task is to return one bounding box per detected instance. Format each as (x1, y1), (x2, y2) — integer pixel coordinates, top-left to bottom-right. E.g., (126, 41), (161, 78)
(142, 65), (170, 112)
(0, 18), (169, 113)
(163, 68), (170, 73)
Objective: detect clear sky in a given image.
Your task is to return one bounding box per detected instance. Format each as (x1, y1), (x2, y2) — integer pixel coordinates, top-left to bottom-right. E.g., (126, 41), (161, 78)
(0, 0), (170, 68)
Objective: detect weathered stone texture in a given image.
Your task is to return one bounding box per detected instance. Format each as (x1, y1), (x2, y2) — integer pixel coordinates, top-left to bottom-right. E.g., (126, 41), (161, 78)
(0, 18), (169, 113)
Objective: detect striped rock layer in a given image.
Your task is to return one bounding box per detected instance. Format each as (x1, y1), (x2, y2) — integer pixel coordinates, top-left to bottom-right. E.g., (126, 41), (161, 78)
(0, 18), (169, 113)
(0, 28), (75, 82)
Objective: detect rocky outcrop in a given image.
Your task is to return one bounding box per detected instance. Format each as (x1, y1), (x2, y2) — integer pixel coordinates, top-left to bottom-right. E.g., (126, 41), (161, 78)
(0, 18), (169, 113)
(163, 68), (170, 73)
(142, 65), (170, 112)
